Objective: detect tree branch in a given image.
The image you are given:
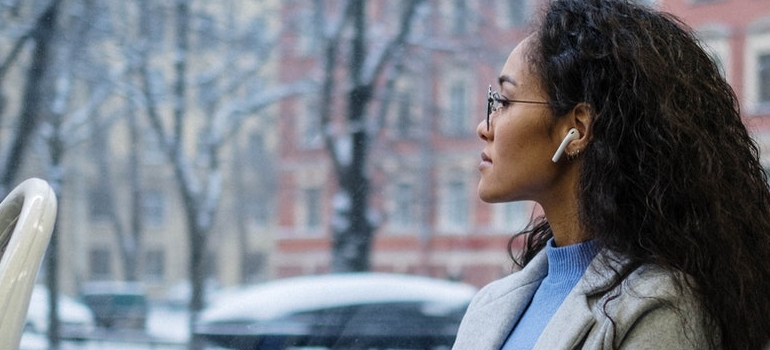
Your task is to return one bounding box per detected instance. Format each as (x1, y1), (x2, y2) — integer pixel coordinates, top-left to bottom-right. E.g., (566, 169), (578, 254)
(361, 0), (424, 85)
(320, 0), (356, 181)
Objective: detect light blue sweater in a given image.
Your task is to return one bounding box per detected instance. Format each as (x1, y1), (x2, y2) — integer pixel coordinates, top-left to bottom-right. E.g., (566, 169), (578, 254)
(501, 238), (599, 350)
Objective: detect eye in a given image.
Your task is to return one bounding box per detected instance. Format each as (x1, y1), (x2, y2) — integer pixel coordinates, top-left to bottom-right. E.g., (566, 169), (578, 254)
(494, 96), (511, 109)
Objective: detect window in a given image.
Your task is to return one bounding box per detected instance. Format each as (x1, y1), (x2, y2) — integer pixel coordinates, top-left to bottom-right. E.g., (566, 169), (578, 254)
(391, 77), (421, 139)
(248, 197), (270, 226)
(88, 186), (110, 221)
(144, 249), (165, 281)
(143, 190), (165, 226)
(745, 22), (770, 114)
(441, 180), (468, 231)
(493, 201), (532, 233)
(445, 82), (468, 136)
(392, 183), (415, 227)
(451, 0), (469, 35)
(506, 0), (527, 28)
(300, 99), (323, 148)
(696, 25), (731, 80)
(396, 91), (414, 138)
(247, 132), (268, 167)
(89, 248), (112, 280)
(295, 3), (321, 55)
(760, 54), (770, 104)
(304, 187), (322, 230)
(710, 50), (727, 78)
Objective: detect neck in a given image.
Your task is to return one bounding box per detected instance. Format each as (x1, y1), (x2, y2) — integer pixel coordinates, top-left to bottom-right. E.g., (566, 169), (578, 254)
(539, 166), (588, 246)
(547, 211), (588, 246)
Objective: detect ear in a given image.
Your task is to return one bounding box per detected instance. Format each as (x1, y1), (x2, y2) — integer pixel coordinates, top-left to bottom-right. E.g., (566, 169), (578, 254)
(566, 102), (593, 152)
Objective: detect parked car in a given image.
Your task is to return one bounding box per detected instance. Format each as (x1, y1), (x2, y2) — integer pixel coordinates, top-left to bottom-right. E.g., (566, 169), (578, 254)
(79, 281), (149, 330)
(25, 285), (95, 340)
(194, 273), (477, 350)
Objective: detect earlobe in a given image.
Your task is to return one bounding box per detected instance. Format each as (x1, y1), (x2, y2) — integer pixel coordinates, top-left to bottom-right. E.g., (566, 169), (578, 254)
(552, 128), (580, 163)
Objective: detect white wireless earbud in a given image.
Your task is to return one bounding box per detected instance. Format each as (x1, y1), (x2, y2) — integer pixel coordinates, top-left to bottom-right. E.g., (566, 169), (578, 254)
(551, 128), (580, 163)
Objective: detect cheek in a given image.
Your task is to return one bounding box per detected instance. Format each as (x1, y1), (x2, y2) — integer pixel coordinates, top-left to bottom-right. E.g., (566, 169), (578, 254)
(496, 134), (528, 159)
(492, 120), (558, 186)
(495, 120), (547, 163)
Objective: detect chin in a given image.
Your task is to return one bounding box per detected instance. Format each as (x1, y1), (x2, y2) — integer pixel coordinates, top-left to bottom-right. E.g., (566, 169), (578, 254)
(477, 189), (505, 203)
(478, 186), (524, 204)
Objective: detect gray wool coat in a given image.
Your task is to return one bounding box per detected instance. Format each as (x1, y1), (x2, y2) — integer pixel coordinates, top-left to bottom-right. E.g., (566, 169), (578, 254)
(451, 249), (713, 350)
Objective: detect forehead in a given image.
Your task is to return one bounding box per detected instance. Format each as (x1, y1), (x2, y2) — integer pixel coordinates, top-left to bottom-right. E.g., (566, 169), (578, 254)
(499, 37), (538, 90)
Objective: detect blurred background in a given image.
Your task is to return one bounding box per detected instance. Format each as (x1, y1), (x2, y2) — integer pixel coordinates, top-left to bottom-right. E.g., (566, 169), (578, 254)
(2, 0), (769, 349)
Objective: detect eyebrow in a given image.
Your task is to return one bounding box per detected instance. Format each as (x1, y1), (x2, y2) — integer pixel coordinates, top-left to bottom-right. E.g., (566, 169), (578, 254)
(498, 75), (518, 87)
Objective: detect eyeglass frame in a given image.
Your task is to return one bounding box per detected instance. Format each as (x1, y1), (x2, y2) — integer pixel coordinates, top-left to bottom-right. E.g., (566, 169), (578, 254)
(486, 85), (549, 131)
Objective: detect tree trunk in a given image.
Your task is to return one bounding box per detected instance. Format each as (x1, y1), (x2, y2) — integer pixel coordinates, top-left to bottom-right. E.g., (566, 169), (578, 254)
(324, 0), (424, 272)
(127, 109), (143, 281)
(0, 0), (61, 193)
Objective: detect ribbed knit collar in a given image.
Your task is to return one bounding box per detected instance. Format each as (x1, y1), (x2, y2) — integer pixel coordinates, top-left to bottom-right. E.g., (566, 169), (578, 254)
(544, 238), (600, 285)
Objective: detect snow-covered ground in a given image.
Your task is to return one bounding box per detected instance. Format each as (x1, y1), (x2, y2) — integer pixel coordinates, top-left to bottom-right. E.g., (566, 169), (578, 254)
(20, 305), (192, 350)
(146, 305), (190, 343)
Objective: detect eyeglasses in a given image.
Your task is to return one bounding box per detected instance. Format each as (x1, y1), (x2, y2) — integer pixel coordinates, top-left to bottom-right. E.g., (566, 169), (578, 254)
(486, 85), (548, 131)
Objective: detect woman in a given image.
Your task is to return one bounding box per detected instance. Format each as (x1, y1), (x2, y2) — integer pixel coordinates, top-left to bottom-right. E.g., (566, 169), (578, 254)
(453, 0), (770, 349)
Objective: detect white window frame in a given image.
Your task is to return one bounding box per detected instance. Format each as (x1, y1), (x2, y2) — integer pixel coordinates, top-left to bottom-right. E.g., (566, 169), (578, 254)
(744, 20), (770, 115)
(302, 187), (322, 231)
(492, 201), (533, 234)
(298, 96), (323, 149)
(390, 182), (416, 230)
(696, 24), (731, 82)
(438, 179), (469, 233)
(142, 189), (165, 227)
(495, 0), (531, 29)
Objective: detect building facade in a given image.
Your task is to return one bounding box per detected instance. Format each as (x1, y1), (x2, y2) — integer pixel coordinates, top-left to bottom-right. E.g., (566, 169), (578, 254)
(269, 0), (770, 289)
(13, 0), (769, 301)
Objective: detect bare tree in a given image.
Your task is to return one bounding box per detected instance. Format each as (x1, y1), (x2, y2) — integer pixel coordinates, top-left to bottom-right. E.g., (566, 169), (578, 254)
(317, 0), (425, 272)
(18, 0), (121, 346)
(131, 1), (312, 348)
(0, 0), (64, 347)
(0, 0), (62, 194)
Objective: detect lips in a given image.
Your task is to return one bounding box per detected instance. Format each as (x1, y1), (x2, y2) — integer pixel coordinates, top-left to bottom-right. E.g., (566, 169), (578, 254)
(479, 152), (492, 170)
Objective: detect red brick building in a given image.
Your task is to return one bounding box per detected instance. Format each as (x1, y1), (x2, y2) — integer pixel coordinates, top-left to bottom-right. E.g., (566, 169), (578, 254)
(271, 0), (770, 288)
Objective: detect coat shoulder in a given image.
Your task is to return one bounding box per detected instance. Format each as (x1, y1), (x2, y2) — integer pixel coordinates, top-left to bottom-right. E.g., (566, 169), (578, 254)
(584, 263), (713, 349)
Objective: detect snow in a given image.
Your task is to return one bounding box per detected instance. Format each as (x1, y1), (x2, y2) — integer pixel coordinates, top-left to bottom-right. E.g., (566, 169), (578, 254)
(332, 191), (351, 212)
(146, 306), (190, 343)
(334, 135), (353, 166)
(331, 191), (352, 231)
(20, 305), (190, 350)
(199, 273), (477, 323)
(27, 285), (95, 329)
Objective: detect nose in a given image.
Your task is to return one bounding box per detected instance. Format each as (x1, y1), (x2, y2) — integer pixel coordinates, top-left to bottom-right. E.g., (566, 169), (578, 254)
(477, 117), (491, 141)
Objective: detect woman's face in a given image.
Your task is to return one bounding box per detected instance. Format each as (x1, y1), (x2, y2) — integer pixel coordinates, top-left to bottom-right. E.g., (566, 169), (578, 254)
(476, 37), (564, 203)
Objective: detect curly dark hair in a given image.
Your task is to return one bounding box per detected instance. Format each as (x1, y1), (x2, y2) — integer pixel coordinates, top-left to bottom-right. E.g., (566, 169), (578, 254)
(508, 0), (770, 349)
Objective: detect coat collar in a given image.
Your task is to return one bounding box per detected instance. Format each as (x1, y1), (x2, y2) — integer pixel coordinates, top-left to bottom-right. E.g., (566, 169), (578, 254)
(452, 248), (629, 350)
(533, 249), (628, 349)
(452, 251), (549, 350)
